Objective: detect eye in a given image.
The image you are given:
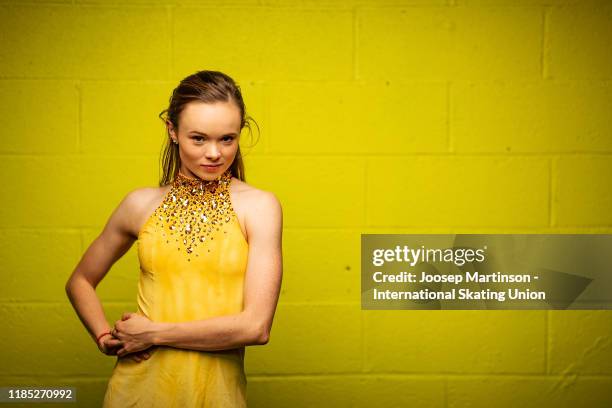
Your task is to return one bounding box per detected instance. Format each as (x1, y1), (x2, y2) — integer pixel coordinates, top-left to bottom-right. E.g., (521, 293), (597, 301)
(192, 136), (204, 142)
(222, 136), (235, 143)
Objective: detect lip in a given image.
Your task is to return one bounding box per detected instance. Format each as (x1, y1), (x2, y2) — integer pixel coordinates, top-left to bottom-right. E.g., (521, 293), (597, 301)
(201, 164), (222, 171)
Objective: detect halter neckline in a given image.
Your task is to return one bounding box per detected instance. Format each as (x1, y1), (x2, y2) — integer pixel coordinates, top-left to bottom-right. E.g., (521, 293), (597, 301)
(173, 169), (232, 190)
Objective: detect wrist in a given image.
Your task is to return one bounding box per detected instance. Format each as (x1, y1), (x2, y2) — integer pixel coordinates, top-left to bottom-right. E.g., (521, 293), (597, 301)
(96, 334), (111, 352)
(96, 330), (112, 345)
(151, 321), (173, 346)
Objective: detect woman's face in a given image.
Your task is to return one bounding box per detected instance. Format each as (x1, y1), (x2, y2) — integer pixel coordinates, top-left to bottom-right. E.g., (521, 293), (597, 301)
(168, 100), (241, 181)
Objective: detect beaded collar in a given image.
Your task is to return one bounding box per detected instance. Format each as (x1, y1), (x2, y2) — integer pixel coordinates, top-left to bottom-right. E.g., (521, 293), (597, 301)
(151, 168), (235, 261)
(174, 169), (232, 190)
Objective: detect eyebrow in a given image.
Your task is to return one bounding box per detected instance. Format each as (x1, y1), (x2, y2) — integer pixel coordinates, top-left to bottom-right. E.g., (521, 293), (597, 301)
(189, 131), (238, 137)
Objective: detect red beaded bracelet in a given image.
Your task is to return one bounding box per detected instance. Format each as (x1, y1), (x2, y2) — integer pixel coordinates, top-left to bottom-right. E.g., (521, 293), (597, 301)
(96, 330), (112, 343)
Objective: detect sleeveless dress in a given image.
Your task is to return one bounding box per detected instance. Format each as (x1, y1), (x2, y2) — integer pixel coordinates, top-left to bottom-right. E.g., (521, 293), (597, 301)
(102, 168), (249, 407)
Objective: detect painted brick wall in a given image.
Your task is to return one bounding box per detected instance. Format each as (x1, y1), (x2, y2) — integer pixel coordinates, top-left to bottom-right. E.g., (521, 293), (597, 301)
(0, 0), (610, 407)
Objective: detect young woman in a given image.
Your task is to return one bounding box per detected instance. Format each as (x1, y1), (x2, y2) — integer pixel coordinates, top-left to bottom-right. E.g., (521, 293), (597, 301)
(65, 70), (283, 407)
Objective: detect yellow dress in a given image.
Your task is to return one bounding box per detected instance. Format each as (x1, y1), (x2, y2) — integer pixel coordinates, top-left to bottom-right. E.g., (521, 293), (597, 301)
(102, 169), (249, 407)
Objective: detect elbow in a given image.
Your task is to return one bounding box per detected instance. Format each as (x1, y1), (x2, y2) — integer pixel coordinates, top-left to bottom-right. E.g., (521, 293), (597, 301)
(65, 273), (93, 298)
(257, 329), (270, 345)
(242, 312), (271, 345)
(251, 323), (270, 345)
(65, 275), (87, 299)
(65, 279), (73, 298)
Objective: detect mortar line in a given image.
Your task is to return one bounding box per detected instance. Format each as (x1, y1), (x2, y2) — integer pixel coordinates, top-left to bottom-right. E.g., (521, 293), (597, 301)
(363, 159), (368, 227)
(546, 310), (551, 374)
(9, 373), (612, 381)
(5, 152), (609, 158)
(541, 6), (550, 80)
(352, 6), (359, 81)
(168, 5), (174, 79)
(447, 81), (453, 153)
(550, 156), (556, 227)
(76, 79), (82, 154)
(443, 376), (448, 408)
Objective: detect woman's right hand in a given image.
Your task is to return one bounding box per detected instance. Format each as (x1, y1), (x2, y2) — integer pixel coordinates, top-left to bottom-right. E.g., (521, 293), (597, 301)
(98, 333), (156, 362)
(97, 333), (122, 356)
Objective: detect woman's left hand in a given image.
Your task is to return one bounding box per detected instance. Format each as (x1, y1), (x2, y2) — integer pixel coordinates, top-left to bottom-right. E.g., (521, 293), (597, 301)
(112, 312), (157, 358)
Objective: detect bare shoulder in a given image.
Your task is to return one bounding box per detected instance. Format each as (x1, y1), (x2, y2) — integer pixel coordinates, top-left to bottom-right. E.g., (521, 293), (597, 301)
(231, 178), (282, 212)
(120, 184), (173, 238)
(230, 178), (282, 241)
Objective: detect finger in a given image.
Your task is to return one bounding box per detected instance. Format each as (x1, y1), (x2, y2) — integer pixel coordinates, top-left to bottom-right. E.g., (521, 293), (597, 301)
(142, 353), (150, 359)
(105, 336), (121, 343)
(105, 339), (123, 347)
(131, 355), (143, 362)
(122, 312), (133, 320)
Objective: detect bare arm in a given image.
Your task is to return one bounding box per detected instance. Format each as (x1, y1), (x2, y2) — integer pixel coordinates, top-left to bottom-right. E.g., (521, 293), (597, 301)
(65, 189), (143, 346)
(146, 191), (283, 352)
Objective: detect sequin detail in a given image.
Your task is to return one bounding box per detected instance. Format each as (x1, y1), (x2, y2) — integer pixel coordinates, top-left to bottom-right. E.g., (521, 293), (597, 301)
(151, 169), (235, 261)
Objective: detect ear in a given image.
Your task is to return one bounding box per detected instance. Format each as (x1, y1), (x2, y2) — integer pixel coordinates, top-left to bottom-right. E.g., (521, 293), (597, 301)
(166, 121), (175, 135)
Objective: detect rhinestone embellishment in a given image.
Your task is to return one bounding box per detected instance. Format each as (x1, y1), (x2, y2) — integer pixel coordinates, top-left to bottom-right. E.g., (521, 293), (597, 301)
(152, 169), (234, 261)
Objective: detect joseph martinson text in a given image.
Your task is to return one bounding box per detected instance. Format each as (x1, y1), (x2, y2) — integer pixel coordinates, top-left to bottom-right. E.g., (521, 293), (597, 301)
(372, 271), (546, 302)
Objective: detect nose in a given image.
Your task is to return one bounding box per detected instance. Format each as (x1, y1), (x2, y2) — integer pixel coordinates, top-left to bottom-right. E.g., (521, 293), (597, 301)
(205, 143), (221, 160)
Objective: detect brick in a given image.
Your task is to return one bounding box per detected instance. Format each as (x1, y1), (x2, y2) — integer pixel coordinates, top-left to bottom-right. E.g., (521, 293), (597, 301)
(0, 156), (81, 228)
(248, 375), (444, 408)
(244, 156), (366, 228)
(0, 229), (81, 302)
(548, 4), (612, 79)
(81, 81), (174, 155)
(2, 0), (72, 3)
(259, 0), (447, 6)
(0, 155), (158, 228)
(79, 0), (179, 4)
(555, 156), (612, 226)
(366, 156), (550, 228)
(75, 155), (159, 227)
(268, 81), (447, 154)
(453, 80), (612, 153)
(0, 302), (132, 376)
(358, 6), (541, 80)
(448, 376), (612, 408)
(458, 0), (608, 5)
(174, 7), (352, 81)
(281, 228), (361, 302)
(549, 310), (612, 375)
(0, 5), (169, 79)
(0, 80), (79, 154)
(364, 310), (546, 373)
(246, 304), (362, 374)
